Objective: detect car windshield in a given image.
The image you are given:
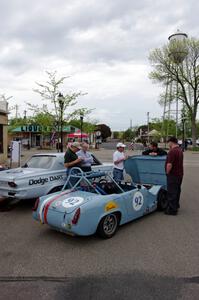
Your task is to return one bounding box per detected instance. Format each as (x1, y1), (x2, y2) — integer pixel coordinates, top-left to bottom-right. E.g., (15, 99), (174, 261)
(91, 154), (102, 166)
(23, 155), (56, 169)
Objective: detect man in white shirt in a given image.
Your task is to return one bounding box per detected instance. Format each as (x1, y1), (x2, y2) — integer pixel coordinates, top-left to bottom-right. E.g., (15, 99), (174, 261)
(113, 142), (128, 183)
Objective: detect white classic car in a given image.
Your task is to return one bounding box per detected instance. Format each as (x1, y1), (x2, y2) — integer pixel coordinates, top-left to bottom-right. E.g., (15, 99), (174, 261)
(0, 153), (113, 200)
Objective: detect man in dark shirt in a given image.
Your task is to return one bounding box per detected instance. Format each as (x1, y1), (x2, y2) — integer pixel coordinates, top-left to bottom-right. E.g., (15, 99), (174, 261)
(165, 137), (183, 215)
(64, 142), (83, 174)
(142, 142), (167, 156)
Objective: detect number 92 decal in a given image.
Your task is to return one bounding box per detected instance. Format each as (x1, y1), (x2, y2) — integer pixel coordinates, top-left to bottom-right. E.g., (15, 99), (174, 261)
(132, 192), (144, 211)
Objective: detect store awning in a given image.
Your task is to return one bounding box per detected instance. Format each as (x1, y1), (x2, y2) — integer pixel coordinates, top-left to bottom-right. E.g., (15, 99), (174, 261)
(67, 132), (88, 138)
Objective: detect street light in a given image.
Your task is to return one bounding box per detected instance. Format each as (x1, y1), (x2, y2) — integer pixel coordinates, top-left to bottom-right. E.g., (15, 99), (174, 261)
(58, 92), (64, 152)
(80, 112), (84, 142)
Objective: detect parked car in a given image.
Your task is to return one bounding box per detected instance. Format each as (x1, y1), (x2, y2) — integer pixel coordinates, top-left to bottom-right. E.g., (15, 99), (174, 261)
(33, 156), (167, 239)
(185, 138), (192, 145)
(0, 165), (8, 171)
(0, 153), (113, 201)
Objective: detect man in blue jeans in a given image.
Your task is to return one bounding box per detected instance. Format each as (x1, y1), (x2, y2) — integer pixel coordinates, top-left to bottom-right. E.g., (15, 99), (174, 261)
(113, 142), (128, 183)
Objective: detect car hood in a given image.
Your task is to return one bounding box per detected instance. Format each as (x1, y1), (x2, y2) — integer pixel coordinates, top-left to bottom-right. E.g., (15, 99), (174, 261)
(103, 162), (113, 166)
(0, 167), (48, 181)
(124, 155), (167, 187)
(39, 190), (97, 214)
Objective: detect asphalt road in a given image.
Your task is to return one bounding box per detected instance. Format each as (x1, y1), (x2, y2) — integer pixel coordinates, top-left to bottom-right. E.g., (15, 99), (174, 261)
(0, 150), (199, 299)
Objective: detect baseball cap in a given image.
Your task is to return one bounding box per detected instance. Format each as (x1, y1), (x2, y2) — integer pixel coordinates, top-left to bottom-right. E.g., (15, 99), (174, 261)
(71, 142), (81, 149)
(116, 142), (126, 148)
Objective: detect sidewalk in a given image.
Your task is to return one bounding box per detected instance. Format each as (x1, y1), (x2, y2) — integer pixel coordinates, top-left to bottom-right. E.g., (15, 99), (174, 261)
(6, 145), (197, 168)
(6, 146), (147, 167)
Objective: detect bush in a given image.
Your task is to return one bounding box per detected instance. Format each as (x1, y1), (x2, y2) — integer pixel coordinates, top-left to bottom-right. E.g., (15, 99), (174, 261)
(191, 147), (199, 151)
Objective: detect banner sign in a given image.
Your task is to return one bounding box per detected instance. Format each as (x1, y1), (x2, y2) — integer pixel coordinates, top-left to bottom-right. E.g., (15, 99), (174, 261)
(11, 141), (21, 164)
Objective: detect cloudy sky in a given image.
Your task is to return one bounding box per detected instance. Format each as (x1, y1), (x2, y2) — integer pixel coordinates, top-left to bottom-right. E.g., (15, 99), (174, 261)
(1, 0), (199, 130)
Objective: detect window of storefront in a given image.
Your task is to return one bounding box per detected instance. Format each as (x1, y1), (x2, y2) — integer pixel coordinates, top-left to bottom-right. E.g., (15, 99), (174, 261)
(0, 124), (3, 153)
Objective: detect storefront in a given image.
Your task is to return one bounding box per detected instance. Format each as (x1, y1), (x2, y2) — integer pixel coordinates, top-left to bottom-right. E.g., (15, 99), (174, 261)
(9, 124), (79, 148)
(0, 101), (8, 164)
(9, 125), (44, 148)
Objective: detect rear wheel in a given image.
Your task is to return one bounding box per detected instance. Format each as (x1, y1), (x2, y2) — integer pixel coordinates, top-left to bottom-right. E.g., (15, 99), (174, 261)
(97, 213), (119, 238)
(157, 189), (168, 211)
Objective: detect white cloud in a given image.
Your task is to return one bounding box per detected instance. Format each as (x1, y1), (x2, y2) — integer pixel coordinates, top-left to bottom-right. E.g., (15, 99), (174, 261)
(0, 0), (198, 130)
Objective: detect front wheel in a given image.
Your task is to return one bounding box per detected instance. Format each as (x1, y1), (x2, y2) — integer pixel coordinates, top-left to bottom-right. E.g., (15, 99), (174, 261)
(157, 189), (168, 211)
(97, 213), (119, 239)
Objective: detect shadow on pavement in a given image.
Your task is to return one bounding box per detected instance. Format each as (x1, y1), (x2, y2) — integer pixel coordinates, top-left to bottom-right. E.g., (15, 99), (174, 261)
(0, 271), (196, 300)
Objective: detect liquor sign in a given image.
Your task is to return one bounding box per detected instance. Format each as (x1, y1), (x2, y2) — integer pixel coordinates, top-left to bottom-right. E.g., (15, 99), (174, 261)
(20, 125), (43, 132)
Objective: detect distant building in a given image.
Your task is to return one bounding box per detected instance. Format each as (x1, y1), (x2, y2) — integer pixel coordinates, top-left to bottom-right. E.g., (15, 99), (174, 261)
(0, 101), (8, 164)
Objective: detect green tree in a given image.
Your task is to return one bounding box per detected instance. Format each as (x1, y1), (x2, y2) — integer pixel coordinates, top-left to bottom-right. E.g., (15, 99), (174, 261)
(26, 71), (93, 146)
(123, 128), (135, 141)
(150, 118), (177, 138)
(96, 124), (111, 141)
(112, 131), (120, 139)
(69, 118), (96, 134)
(8, 117), (27, 132)
(149, 37), (199, 146)
(27, 71), (90, 126)
(32, 112), (56, 146)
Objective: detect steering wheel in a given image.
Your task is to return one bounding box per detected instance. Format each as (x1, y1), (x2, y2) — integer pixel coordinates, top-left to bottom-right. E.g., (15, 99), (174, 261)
(99, 179), (108, 189)
(99, 179), (108, 185)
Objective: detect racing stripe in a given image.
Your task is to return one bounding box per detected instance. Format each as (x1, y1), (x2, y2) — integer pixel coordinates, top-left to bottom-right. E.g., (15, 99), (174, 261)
(39, 195), (55, 223)
(42, 189), (73, 224)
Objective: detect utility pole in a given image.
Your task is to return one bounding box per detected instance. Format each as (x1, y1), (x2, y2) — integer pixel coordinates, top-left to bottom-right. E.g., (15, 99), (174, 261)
(147, 112), (150, 143)
(130, 119), (132, 130)
(15, 104), (19, 119)
(24, 110), (27, 119)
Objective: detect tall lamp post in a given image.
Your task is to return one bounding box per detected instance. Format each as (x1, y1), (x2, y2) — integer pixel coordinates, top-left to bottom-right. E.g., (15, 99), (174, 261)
(80, 112), (84, 142)
(58, 93), (64, 152)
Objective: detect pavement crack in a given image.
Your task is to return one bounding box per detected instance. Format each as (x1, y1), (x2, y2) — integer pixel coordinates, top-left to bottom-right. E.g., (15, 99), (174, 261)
(0, 276), (69, 282)
(183, 276), (199, 284)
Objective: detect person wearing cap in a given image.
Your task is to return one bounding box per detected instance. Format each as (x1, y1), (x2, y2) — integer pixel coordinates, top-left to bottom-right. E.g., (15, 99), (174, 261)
(165, 136), (184, 215)
(64, 142), (83, 173)
(113, 142), (128, 183)
(77, 142), (93, 172)
(142, 142), (167, 156)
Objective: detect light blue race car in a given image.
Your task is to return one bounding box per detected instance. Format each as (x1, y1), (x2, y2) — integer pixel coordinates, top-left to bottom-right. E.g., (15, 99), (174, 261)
(32, 156), (167, 238)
